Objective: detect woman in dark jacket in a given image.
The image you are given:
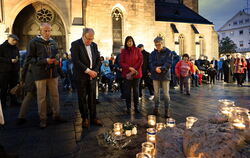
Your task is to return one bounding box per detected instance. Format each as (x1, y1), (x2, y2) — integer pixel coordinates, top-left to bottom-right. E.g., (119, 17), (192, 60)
(120, 36), (143, 114)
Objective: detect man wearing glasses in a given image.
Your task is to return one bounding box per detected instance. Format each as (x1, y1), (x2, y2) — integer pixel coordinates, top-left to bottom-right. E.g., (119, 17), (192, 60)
(70, 28), (102, 128)
(149, 37), (173, 118)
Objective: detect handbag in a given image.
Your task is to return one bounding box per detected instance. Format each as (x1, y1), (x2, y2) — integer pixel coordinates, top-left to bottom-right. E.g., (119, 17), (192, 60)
(0, 100), (4, 125)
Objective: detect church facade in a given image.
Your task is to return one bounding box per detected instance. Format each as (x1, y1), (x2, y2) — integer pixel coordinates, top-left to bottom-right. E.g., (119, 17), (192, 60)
(0, 0), (218, 59)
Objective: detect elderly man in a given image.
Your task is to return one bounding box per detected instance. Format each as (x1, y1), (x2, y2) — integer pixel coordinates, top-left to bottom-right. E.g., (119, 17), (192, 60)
(0, 34), (20, 109)
(149, 37), (173, 118)
(70, 28), (102, 128)
(26, 23), (65, 128)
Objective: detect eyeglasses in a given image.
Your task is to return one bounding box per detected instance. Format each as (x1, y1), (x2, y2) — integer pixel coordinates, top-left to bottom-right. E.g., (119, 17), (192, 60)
(84, 35), (94, 41)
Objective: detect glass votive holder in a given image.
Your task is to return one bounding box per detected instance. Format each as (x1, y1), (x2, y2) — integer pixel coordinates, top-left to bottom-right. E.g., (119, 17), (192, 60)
(186, 116), (198, 129)
(229, 107), (249, 130)
(132, 126), (138, 135)
(113, 122), (123, 136)
(148, 115), (156, 127)
(136, 152), (152, 158)
(218, 99), (235, 106)
(125, 130), (132, 137)
(156, 123), (165, 131)
(141, 142), (154, 157)
(166, 118), (175, 127)
(146, 128), (157, 143)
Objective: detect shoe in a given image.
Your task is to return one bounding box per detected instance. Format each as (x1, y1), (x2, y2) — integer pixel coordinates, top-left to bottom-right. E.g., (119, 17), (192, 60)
(40, 120), (47, 129)
(149, 95), (154, 100)
(180, 91), (183, 94)
(153, 108), (159, 116)
(165, 108), (170, 118)
(16, 118), (27, 125)
(126, 108), (131, 114)
(139, 97), (142, 100)
(186, 92), (190, 96)
(96, 99), (100, 104)
(82, 119), (90, 128)
(91, 119), (103, 126)
(134, 108), (140, 114)
(53, 116), (67, 123)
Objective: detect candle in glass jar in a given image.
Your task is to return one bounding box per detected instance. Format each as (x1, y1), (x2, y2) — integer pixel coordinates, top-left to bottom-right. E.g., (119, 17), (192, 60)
(156, 123), (165, 131)
(146, 128), (157, 143)
(132, 127), (137, 135)
(136, 152), (152, 158)
(141, 142), (154, 157)
(113, 122), (123, 136)
(125, 130), (132, 137)
(166, 118), (175, 127)
(148, 115), (156, 127)
(186, 116), (198, 129)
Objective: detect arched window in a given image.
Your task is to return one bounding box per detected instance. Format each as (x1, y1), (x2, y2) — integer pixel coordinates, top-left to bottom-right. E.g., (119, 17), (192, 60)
(179, 34), (184, 56)
(112, 8), (123, 54)
(199, 35), (204, 55)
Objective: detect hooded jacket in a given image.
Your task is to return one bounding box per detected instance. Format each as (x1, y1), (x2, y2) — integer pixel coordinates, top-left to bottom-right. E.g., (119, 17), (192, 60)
(26, 36), (59, 81)
(0, 40), (20, 73)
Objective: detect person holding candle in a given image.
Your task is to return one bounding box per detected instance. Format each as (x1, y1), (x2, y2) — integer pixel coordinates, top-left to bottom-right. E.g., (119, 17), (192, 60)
(120, 36), (143, 114)
(149, 37), (173, 118)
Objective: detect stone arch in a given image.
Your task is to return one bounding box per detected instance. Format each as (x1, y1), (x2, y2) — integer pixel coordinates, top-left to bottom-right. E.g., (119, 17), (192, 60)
(11, 1), (67, 53)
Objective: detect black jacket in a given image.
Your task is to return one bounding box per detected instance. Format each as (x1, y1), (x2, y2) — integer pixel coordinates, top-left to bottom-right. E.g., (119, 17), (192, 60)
(26, 36), (59, 81)
(70, 39), (101, 81)
(141, 50), (150, 76)
(0, 40), (20, 72)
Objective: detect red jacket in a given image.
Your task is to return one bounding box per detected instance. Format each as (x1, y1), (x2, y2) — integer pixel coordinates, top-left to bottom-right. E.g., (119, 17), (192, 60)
(120, 47), (143, 79)
(234, 58), (247, 73)
(175, 60), (194, 78)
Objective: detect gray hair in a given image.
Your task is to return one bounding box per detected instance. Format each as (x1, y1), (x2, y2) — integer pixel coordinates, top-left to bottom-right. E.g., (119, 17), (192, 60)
(40, 23), (51, 30)
(154, 36), (163, 43)
(82, 28), (95, 36)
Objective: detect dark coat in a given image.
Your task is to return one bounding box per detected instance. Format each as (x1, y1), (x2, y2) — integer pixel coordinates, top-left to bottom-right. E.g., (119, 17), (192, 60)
(114, 53), (122, 79)
(21, 60), (36, 92)
(141, 50), (151, 76)
(26, 36), (60, 81)
(70, 39), (101, 81)
(0, 40), (20, 73)
(223, 59), (234, 83)
(149, 48), (173, 81)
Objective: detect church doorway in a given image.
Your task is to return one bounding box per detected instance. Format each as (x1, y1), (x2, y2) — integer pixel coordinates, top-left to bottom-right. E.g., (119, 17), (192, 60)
(12, 2), (66, 54)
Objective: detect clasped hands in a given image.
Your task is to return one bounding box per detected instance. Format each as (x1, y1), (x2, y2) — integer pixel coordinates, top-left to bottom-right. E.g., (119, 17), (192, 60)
(156, 66), (162, 73)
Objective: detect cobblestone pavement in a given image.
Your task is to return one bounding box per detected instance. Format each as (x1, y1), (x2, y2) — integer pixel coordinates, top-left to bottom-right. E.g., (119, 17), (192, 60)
(0, 81), (249, 158)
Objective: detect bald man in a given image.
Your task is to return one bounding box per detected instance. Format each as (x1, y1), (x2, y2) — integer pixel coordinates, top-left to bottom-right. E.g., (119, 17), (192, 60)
(25, 23), (65, 128)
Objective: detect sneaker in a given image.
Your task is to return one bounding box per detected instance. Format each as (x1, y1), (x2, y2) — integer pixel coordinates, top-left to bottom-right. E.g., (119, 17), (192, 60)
(149, 95), (154, 100)
(40, 120), (47, 129)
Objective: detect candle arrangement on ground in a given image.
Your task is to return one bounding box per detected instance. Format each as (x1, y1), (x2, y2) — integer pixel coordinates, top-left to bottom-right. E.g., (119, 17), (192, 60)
(186, 116), (198, 129)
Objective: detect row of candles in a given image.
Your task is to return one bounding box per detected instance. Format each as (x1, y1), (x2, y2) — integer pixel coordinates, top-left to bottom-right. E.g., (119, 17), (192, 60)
(218, 99), (250, 130)
(135, 115), (198, 158)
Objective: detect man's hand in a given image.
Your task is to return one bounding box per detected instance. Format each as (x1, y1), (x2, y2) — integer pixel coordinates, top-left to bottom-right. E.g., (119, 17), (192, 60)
(156, 67), (161, 73)
(88, 70), (97, 78)
(11, 59), (18, 63)
(47, 58), (56, 64)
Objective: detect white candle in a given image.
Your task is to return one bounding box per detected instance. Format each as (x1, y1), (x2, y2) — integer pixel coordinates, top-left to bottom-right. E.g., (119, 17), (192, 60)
(146, 128), (157, 143)
(166, 118), (175, 127)
(232, 122), (246, 130)
(132, 127), (137, 135)
(141, 142), (154, 157)
(186, 116), (198, 129)
(113, 122), (123, 136)
(136, 152), (152, 158)
(148, 115), (156, 127)
(156, 123), (165, 131)
(125, 130), (132, 137)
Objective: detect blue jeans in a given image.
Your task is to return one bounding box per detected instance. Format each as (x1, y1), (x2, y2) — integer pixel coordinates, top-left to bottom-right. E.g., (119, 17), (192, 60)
(153, 80), (170, 108)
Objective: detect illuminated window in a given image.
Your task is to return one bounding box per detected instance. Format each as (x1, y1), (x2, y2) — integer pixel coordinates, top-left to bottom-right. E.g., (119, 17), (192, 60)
(112, 8), (123, 54)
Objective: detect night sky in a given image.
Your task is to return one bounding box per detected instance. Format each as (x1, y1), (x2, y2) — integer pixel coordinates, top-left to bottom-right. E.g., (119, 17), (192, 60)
(199, 0), (248, 30)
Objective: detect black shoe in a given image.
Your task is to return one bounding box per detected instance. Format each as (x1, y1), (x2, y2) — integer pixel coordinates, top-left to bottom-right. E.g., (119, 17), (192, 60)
(16, 118), (27, 125)
(134, 108), (140, 114)
(186, 92), (190, 96)
(126, 108), (131, 114)
(96, 99), (100, 104)
(53, 116), (67, 124)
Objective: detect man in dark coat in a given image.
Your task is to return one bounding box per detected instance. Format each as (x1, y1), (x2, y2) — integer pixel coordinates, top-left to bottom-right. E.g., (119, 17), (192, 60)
(0, 34), (20, 109)
(137, 44), (154, 100)
(223, 55), (234, 83)
(70, 28), (102, 128)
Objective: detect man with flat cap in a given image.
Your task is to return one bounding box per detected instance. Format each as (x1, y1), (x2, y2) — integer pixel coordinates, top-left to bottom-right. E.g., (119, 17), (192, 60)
(0, 34), (20, 109)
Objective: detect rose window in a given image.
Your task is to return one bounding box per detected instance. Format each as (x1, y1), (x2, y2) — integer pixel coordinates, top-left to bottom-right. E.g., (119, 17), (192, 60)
(36, 8), (53, 23)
